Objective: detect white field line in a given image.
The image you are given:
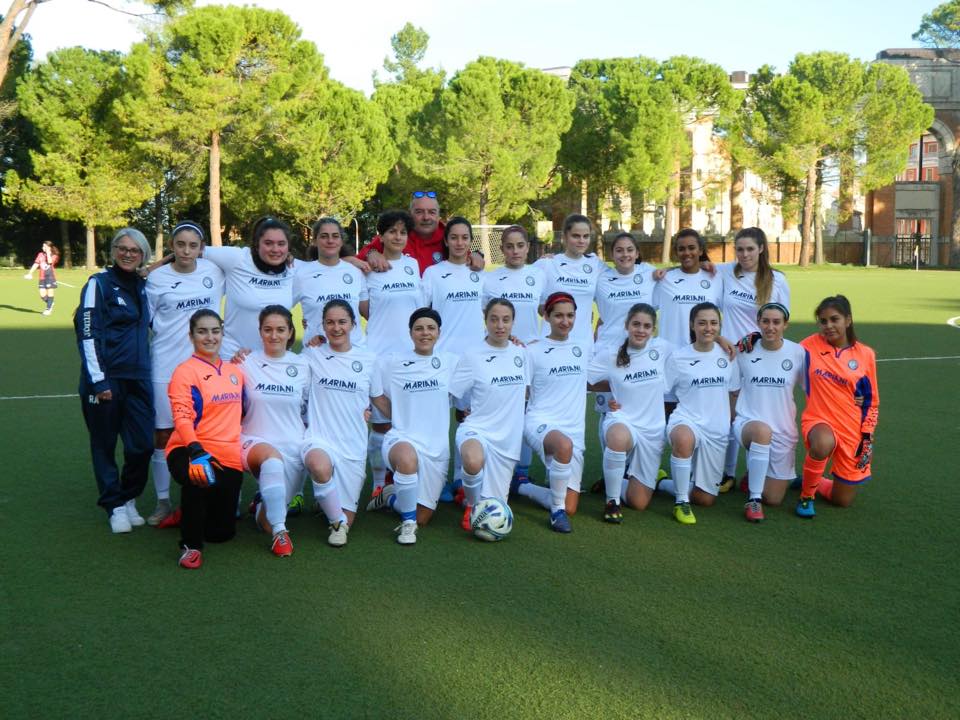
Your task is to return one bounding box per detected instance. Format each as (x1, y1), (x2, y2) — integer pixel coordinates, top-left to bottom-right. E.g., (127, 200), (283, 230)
(0, 393), (75, 400)
(876, 356), (960, 363)
(948, 316), (960, 330)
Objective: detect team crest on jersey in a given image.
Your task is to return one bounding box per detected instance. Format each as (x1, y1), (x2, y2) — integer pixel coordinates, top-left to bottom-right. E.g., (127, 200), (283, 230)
(286, 365), (298, 377)
(700, 279), (711, 289)
(404, 266), (415, 275)
(242, 439), (253, 449)
(470, 272), (480, 282)
(431, 357), (441, 369)
(351, 361), (363, 373)
(525, 275), (535, 286)
(633, 274), (643, 284)
(537, 424), (547, 433)
(202, 277), (214, 289)
(717, 358), (728, 368)
(513, 355), (524, 367)
(583, 263), (593, 273)
(781, 359), (793, 371)
(847, 359), (858, 370)
(572, 346), (582, 357)
(230, 374), (239, 385)
(432, 251), (443, 263)
(597, 394), (606, 405)
(343, 273), (353, 284)
(649, 349), (659, 361)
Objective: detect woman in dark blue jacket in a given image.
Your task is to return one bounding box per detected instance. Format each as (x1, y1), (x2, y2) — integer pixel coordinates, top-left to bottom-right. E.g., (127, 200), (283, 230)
(75, 228), (154, 533)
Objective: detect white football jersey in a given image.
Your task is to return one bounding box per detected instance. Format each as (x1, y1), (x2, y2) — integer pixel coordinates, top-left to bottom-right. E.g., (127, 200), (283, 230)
(587, 337), (674, 433)
(534, 253), (605, 345)
(365, 255), (423, 354)
(146, 259), (225, 382)
(378, 350), (458, 459)
(594, 263), (657, 350)
(302, 345), (383, 462)
(203, 245), (294, 358)
(665, 343), (741, 438)
(524, 338), (588, 450)
(717, 262), (791, 341)
(294, 259), (368, 346)
(652, 268), (724, 348)
(481, 265), (546, 343)
(734, 339), (804, 441)
(421, 261), (484, 355)
(449, 342), (530, 459)
(240, 350), (310, 448)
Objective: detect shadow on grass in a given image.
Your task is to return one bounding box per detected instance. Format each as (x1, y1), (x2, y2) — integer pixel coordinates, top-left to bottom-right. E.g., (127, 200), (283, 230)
(0, 303), (42, 315)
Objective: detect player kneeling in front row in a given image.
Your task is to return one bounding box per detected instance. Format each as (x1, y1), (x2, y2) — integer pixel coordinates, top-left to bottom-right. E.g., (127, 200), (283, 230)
(588, 303), (674, 522)
(302, 300), (390, 545)
(512, 292), (587, 533)
(366, 308), (457, 544)
(732, 303), (805, 521)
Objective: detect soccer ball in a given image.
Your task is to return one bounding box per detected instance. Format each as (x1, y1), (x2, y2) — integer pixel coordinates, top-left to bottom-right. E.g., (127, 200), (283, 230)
(470, 498), (513, 542)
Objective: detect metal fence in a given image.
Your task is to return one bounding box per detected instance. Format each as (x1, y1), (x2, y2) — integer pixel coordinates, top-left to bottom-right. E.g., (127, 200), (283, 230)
(894, 234), (932, 266)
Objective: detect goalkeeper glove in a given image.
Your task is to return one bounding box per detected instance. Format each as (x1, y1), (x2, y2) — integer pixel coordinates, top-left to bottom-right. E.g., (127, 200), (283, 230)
(187, 442), (222, 486)
(736, 332), (762, 354)
(855, 434), (873, 471)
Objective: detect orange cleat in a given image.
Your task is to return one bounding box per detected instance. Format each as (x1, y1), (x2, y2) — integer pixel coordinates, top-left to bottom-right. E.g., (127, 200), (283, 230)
(178, 546), (202, 569)
(461, 504), (473, 532)
(271, 531), (293, 557)
(157, 506), (182, 529)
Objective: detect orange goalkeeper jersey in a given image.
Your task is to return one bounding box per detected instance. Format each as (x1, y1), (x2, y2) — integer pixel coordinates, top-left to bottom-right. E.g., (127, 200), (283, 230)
(800, 333), (879, 442)
(166, 355), (244, 470)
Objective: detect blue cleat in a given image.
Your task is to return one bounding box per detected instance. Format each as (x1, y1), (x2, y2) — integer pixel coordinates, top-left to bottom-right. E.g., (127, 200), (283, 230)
(550, 509), (572, 533)
(510, 470), (530, 496)
(795, 496), (816, 518)
(439, 481), (455, 503)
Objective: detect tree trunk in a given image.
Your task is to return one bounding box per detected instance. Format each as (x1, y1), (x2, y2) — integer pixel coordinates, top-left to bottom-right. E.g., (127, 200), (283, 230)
(85, 224), (96, 270)
(814, 161), (824, 265)
(154, 190), (164, 258)
(0, 1), (35, 91)
(580, 179), (588, 216)
(478, 178), (491, 259)
(60, 219), (72, 269)
(952, 148), (960, 266)
(729, 160), (745, 232)
(837, 150), (855, 230)
(209, 130), (222, 246)
(660, 184), (676, 264)
(799, 162), (816, 267)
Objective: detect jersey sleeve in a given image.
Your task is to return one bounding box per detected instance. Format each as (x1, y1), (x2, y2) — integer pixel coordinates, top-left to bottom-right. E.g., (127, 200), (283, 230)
(727, 361), (741, 392)
(856, 348), (879, 435)
(587, 350), (608, 385)
(651, 277), (664, 310)
(357, 272), (369, 302)
(369, 361), (384, 399)
(448, 354), (474, 400)
(376, 355), (392, 398)
(421, 266), (435, 307)
(168, 364), (201, 447)
(77, 276), (109, 393)
(664, 355), (680, 395)
(356, 235), (384, 261)
(773, 271), (791, 310)
(145, 276), (161, 329)
(202, 245), (244, 274)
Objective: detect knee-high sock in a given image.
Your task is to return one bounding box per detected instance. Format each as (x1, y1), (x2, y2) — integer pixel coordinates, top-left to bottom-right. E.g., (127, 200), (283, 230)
(548, 459), (571, 512)
(259, 457), (287, 534)
(393, 471), (418, 522)
(312, 478), (346, 525)
(801, 455), (829, 499)
(620, 478), (630, 503)
(746, 442), (770, 500)
(602, 448), (627, 504)
(516, 440), (533, 472)
(462, 468), (482, 507)
(152, 448), (170, 501)
(367, 431), (386, 488)
(518, 482), (551, 509)
(817, 476), (834, 501)
(597, 414), (606, 451)
(657, 478), (676, 496)
(724, 426), (739, 476)
(670, 455), (692, 503)
(453, 443), (463, 484)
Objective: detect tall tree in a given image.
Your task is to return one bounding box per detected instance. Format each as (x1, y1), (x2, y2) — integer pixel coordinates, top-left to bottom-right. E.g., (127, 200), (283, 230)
(913, 1), (960, 46)
(6, 48), (154, 268)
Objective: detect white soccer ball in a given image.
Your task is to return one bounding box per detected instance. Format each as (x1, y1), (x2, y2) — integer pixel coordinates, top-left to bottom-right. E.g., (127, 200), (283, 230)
(470, 498), (513, 542)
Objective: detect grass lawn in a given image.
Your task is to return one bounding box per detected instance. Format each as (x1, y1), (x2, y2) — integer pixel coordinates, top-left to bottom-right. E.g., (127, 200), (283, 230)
(1, 264), (958, 719)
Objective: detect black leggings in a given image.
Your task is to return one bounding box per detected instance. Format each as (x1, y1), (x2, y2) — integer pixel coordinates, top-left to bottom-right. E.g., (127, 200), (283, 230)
(168, 447), (243, 550)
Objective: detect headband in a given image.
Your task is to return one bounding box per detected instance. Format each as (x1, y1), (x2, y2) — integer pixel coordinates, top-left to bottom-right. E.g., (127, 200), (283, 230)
(544, 292), (577, 313)
(757, 302), (790, 322)
(173, 221), (205, 241)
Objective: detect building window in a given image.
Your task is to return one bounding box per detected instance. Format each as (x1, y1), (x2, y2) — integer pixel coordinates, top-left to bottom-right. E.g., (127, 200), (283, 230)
(908, 143), (918, 158)
(925, 141), (938, 155)
(896, 218), (930, 236)
(923, 167), (939, 181)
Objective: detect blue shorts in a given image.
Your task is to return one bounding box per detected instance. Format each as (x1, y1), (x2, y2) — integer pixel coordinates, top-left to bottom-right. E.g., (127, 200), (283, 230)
(38, 270), (57, 289)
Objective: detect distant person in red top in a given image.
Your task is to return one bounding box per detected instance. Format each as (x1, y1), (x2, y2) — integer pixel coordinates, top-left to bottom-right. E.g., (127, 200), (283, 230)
(349, 191), (484, 275)
(796, 295), (879, 519)
(165, 309), (245, 569)
(24, 241), (60, 315)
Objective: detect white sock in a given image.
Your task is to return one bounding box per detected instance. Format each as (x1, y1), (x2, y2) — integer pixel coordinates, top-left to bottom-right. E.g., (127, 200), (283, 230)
(602, 448), (627, 504)
(152, 448), (170, 501)
(597, 413), (606, 450)
(723, 426), (739, 476)
(368, 431), (386, 488)
(518, 482), (551, 510)
(393, 471), (418, 521)
(259, 458), (287, 533)
(453, 443), (463, 484)
(746, 442), (770, 500)
(312, 479), (346, 525)
(670, 455), (692, 503)
(519, 440), (533, 468)
(548, 459), (571, 512)
(620, 478), (630, 503)
(657, 478), (676, 496)
(462, 468), (482, 507)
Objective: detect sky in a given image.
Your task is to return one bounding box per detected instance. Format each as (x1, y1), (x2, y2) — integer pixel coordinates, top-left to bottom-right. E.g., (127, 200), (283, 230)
(23, 0), (929, 94)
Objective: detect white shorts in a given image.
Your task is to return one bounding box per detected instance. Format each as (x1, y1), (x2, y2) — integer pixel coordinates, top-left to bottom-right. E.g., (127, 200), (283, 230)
(522, 420), (585, 493)
(300, 438), (366, 512)
(153, 381), (173, 429)
(382, 431), (450, 510)
(601, 416), (664, 490)
(455, 426), (516, 502)
(241, 435), (305, 504)
(666, 418), (727, 496)
(733, 416), (798, 480)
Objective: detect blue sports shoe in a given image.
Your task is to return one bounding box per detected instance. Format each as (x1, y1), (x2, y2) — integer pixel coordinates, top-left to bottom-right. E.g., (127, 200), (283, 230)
(550, 509), (572, 533)
(439, 481), (455, 503)
(510, 470), (530, 496)
(795, 497), (816, 518)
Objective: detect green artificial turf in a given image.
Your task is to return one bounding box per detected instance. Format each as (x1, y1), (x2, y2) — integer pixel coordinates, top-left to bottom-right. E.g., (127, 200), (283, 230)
(1, 265), (958, 719)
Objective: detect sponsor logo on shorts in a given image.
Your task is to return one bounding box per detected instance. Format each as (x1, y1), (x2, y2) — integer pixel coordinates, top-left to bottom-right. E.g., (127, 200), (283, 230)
(781, 359), (793, 371)
(343, 273), (353, 284)
(351, 361), (363, 373)
(202, 277), (214, 289)
(717, 358), (728, 368)
(404, 266), (415, 275)
(847, 359), (859, 370)
(230, 374), (239, 385)
(431, 357), (441, 368)
(243, 440), (253, 449)
(514, 355), (524, 367)
(286, 365), (298, 377)
(597, 395), (606, 405)
(700, 279), (711, 289)
(649, 349), (659, 361)
(572, 346), (582, 357)
(525, 275), (535, 286)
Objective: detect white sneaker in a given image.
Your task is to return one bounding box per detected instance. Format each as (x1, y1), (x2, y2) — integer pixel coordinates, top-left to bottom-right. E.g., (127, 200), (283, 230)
(110, 506), (132, 533)
(396, 520), (417, 545)
(125, 499), (145, 526)
(146, 499), (172, 526)
(41, 308), (52, 316)
(328, 521), (349, 547)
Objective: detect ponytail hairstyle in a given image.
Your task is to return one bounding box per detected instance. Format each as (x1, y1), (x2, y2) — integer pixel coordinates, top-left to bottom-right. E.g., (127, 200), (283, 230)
(322, 298), (356, 326)
(501, 224), (528, 244)
(442, 216), (473, 261)
(483, 297), (515, 320)
(815, 294), (857, 345)
(688, 301), (721, 343)
(734, 227), (774, 306)
(250, 216), (291, 275)
(616, 303), (657, 367)
(612, 232), (643, 263)
(562, 213), (591, 235)
(258, 304), (296, 350)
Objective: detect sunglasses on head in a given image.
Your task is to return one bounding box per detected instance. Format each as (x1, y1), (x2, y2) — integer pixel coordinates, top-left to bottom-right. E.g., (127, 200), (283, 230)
(412, 191), (437, 199)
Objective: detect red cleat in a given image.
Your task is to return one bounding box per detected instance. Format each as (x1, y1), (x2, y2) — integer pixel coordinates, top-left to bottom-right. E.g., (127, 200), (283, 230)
(271, 531), (293, 557)
(454, 487), (466, 508)
(744, 499), (765, 523)
(178, 546), (202, 569)
(461, 504), (473, 532)
(157, 506), (182, 529)
(739, 474), (749, 494)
